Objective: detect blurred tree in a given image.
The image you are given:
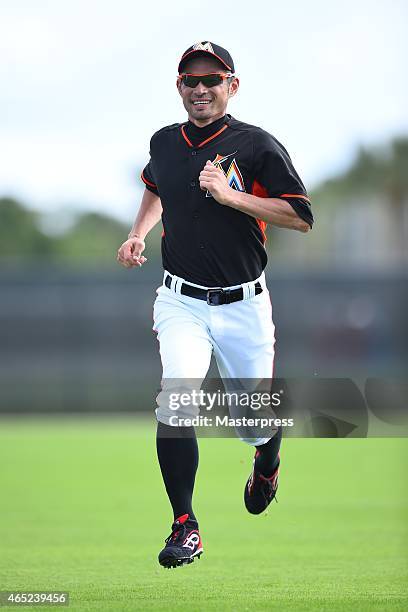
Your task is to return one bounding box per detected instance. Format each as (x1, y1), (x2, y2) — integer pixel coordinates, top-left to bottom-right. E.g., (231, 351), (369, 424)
(311, 136), (408, 203)
(53, 211), (162, 264)
(0, 198), (53, 258)
(54, 212), (128, 262)
(386, 138), (408, 204)
(310, 136), (408, 260)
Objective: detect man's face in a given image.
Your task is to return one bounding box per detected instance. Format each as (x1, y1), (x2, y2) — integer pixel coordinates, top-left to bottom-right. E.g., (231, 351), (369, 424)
(177, 57), (239, 126)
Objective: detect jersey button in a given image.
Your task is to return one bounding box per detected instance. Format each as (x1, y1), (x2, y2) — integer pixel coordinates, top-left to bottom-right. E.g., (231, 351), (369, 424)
(193, 213), (199, 219)
(199, 244), (205, 249)
(191, 150), (197, 156)
(190, 180), (196, 188)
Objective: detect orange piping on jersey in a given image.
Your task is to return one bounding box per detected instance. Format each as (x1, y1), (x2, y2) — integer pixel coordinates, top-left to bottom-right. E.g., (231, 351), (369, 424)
(256, 219), (267, 243)
(198, 124), (228, 148)
(251, 179), (269, 243)
(280, 193), (311, 202)
(141, 170), (157, 188)
(181, 123), (228, 148)
(181, 125), (194, 147)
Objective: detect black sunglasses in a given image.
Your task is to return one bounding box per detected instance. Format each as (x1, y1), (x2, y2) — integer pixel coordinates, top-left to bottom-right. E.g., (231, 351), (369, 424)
(178, 73), (234, 88)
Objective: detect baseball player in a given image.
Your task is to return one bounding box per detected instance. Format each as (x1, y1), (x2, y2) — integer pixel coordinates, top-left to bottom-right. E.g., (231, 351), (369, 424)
(117, 41), (313, 569)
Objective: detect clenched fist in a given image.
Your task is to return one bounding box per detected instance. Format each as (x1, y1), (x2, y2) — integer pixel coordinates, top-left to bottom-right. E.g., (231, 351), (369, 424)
(116, 236), (147, 268)
(199, 160), (234, 205)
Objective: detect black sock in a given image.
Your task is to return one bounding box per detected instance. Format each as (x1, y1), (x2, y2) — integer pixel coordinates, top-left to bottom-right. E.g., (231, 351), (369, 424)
(156, 421), (198, 523)
(254, 427), (282, 477)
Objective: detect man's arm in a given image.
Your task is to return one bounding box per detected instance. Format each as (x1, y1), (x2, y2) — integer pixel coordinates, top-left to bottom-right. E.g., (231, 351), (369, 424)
(117, 188), (162, 268)
(222, 190), (310, 233)
(199, 161), (310, 233)
(128, 187), (162, 240)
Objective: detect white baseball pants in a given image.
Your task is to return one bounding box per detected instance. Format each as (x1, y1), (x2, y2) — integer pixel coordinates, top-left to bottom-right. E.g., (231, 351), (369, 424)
(152, 270), (276, 445)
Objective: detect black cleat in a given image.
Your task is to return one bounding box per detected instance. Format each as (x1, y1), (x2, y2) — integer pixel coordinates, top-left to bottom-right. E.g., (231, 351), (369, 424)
(158, 513), (203, 569)
(244, 452), (280, 515)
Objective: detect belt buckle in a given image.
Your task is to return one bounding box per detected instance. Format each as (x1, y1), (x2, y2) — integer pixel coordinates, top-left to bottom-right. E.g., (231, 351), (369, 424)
(206, 288), (225, 306)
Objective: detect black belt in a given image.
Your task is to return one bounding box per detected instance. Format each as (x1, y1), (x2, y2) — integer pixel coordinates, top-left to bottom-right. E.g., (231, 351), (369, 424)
(164, 274), (263, 306)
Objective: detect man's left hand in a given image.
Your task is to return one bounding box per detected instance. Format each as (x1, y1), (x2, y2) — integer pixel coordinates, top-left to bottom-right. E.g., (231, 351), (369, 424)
(199, 161), (234, 205)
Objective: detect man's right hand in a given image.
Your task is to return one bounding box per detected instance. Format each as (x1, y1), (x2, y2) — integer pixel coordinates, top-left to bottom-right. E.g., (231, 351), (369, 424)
(116, 236), (147, 268)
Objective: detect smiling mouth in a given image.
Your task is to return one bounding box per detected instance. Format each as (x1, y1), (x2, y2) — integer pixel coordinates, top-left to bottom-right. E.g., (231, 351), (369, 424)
(192, 100), (212, 106)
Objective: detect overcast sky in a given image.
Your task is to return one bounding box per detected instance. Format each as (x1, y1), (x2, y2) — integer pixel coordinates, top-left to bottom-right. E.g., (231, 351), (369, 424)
(1, 0), (407, 222)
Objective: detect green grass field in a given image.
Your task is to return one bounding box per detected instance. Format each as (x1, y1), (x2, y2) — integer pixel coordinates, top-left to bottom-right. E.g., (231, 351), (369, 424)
(0, 419), (407, 611)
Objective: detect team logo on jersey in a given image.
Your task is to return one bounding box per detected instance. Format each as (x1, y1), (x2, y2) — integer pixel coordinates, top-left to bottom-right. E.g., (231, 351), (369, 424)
(206, 151), (246, 197)
(192, 41), (214, 53)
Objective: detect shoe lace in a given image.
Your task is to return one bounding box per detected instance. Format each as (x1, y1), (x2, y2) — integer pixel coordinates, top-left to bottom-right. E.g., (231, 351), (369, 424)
(165, 521), (187, 545)
(256, 471), (279, 503)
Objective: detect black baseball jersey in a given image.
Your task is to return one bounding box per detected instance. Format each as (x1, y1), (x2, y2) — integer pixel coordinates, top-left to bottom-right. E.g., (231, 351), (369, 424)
(141, 114), (313, 287)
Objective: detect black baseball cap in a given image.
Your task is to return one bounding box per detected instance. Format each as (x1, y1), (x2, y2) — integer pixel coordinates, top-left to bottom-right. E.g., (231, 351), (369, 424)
(178, 42), (235, 74)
